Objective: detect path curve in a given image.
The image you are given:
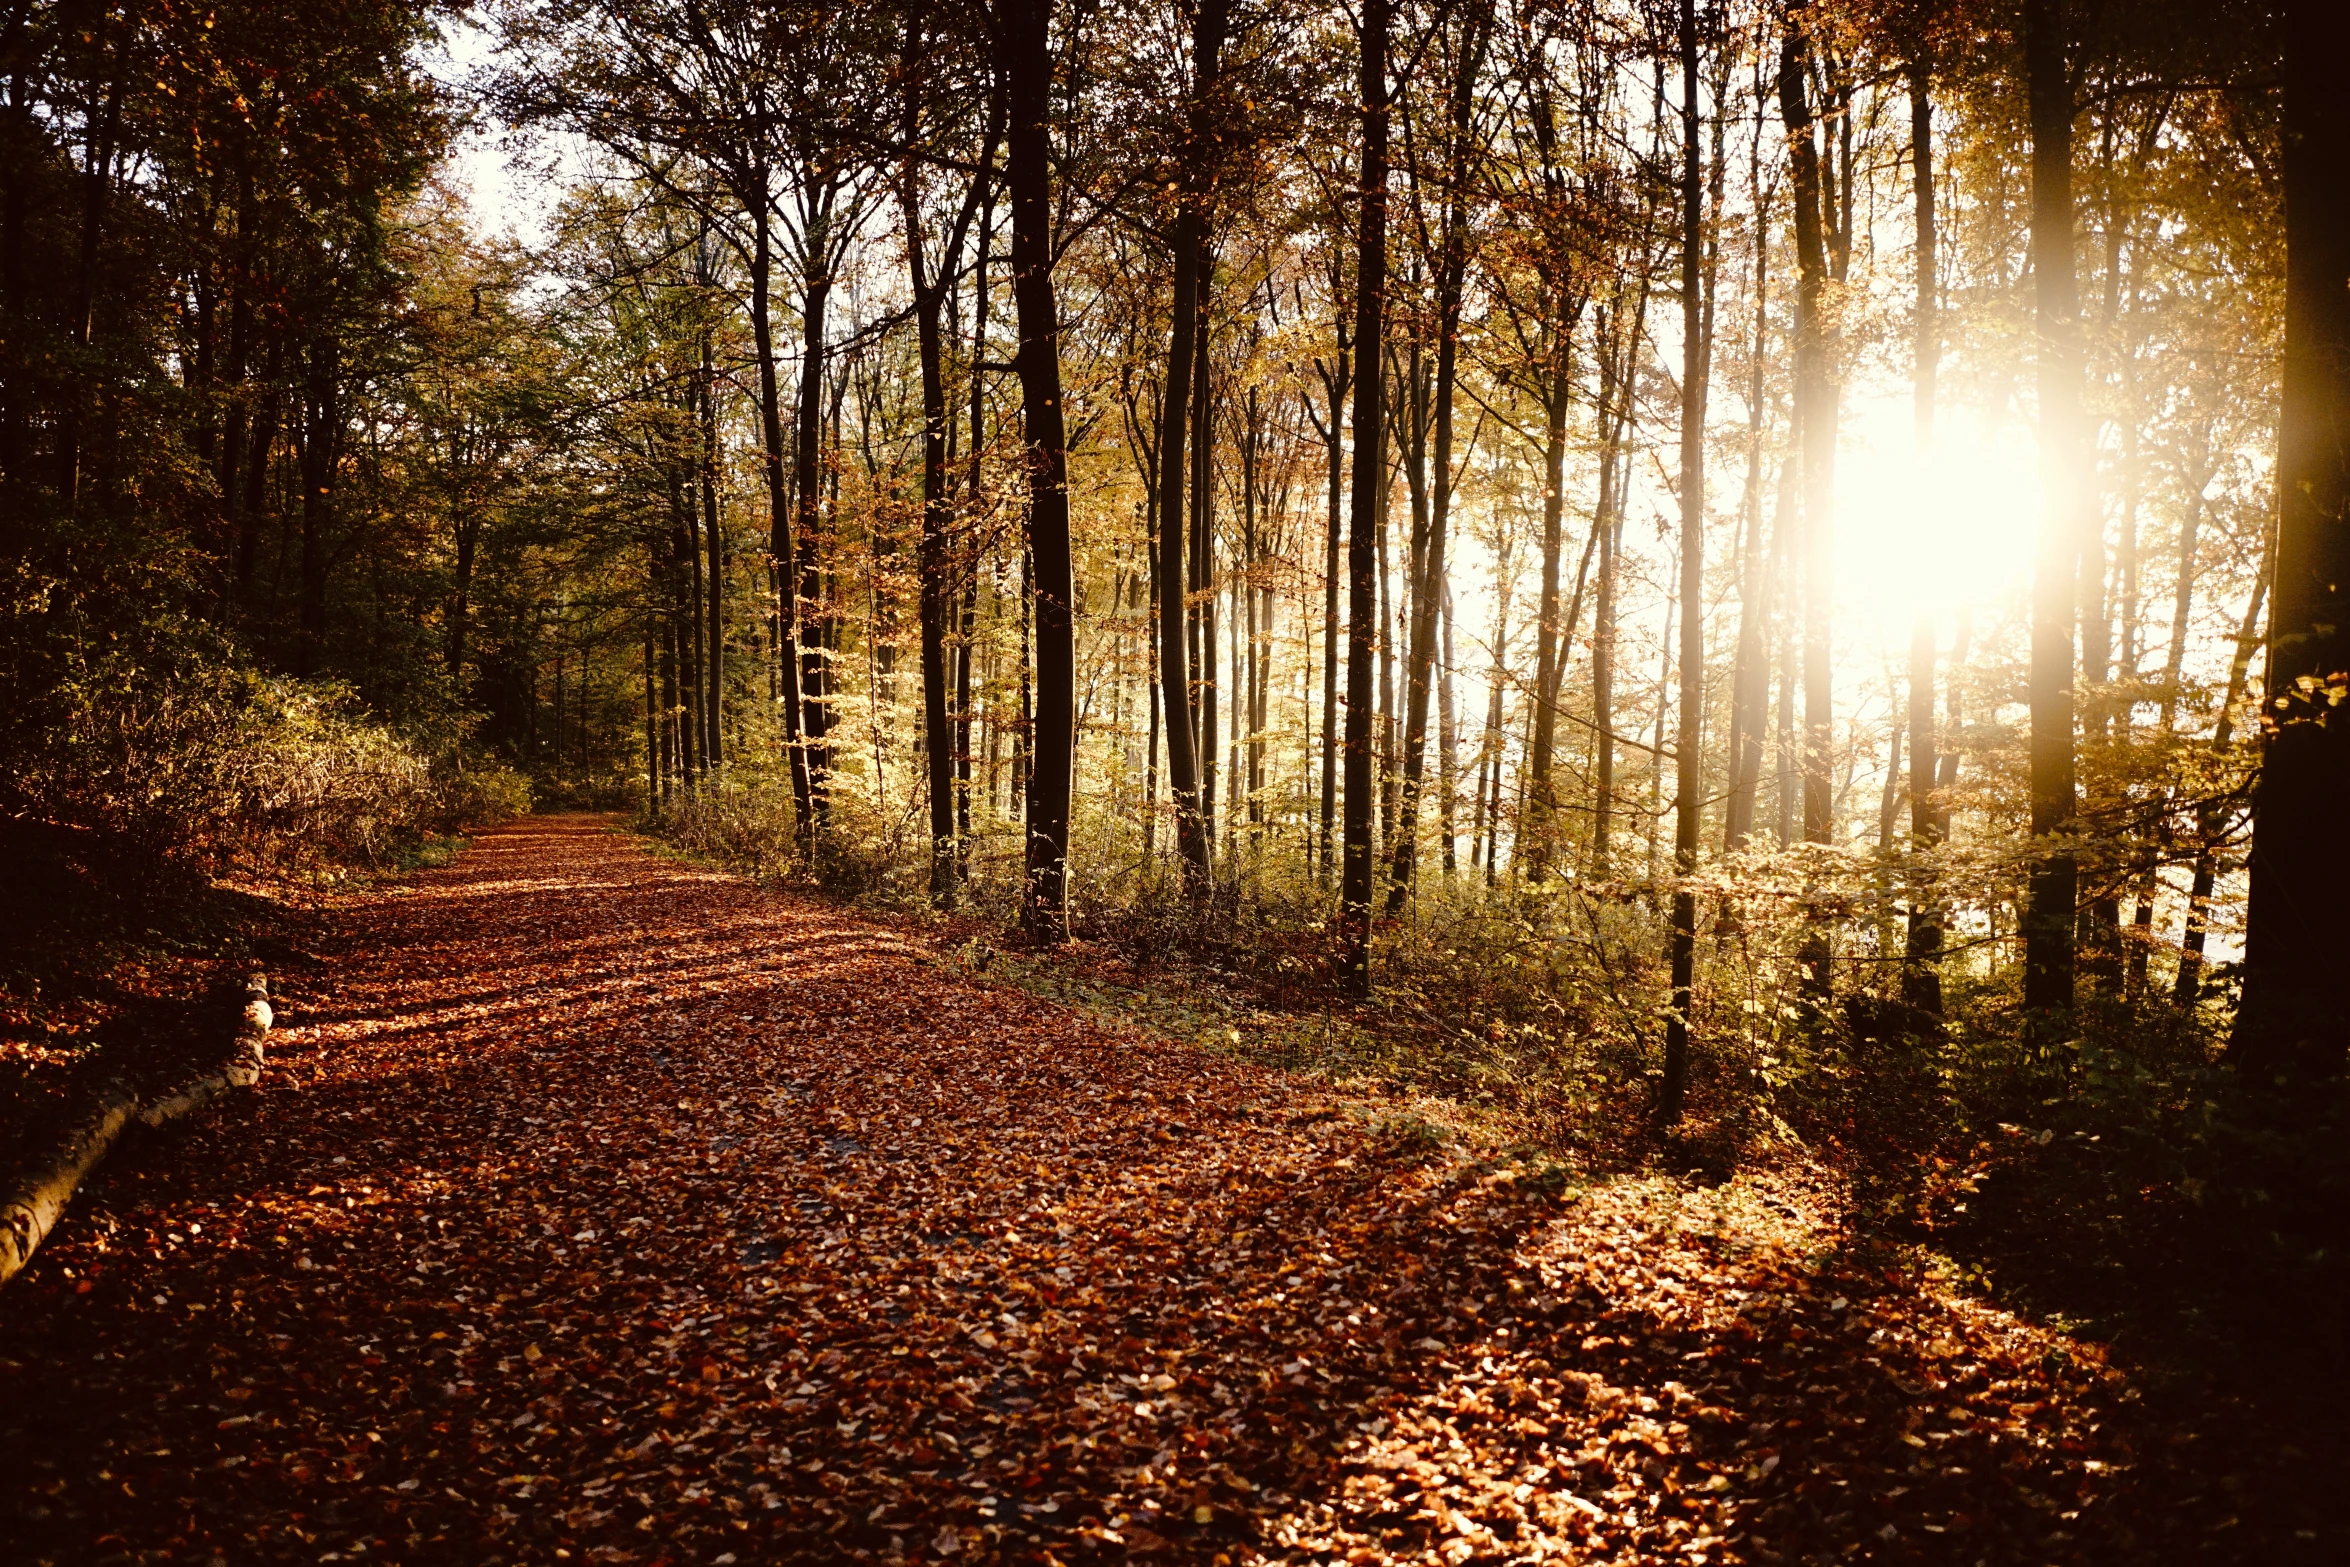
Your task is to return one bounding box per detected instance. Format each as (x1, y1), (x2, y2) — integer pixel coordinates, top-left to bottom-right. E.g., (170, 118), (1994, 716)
(1, 816), (2181, 1564)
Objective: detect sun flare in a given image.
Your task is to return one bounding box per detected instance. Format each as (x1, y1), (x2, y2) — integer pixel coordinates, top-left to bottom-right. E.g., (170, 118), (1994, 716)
(1837, 397), (2042, 631)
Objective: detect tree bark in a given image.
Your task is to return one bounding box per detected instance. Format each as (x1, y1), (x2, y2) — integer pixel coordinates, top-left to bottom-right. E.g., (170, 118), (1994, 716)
(2023, 0), (2083, 1024)
(1438, 582), (1459, 875)
(2178, 530), (2269, 1005)
(0, 978), (272, 1291)
(1781, 14), (1838, 994)
(1662, 0), (1706, 1126)
(1191, 301), (1218, 852)
(2233, 0), (2350, 1073)
(296, 331), (337, 677)
(993, 0), (1075, 943)
(1724, 135), (1772, 854)
(750, 192), (813, 826)
(795, 228), (836, 829)
(1524, 340), (1571, 879)
(1315, 345), (1346, 885)
(1388, 6), (1488, 915)
(905, 12), (953, 906)
(1904, 55), (1944, 1012)
(1152, 0), (1228, 897)
(699, 326), (725, 770)
(1339, 0), (1391, 993)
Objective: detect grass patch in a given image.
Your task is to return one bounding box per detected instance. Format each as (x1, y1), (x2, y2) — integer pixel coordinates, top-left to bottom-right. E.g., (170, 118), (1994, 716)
(389, 833), (469, 873)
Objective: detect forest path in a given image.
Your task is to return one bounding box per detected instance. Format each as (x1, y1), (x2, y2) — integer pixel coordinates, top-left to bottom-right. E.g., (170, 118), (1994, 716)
(0, 816), (2234, 1564)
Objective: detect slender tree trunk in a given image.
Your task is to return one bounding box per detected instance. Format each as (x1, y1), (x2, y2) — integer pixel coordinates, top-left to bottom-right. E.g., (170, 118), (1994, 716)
(1227, 545), (1243, 864)
(793, 196), (840, 831)
(1724, 155), (1772, 854)
(217, 249), (253, 595)
(1388, 9), (1487, 915)
(236, 344), (280, 604)
(1015, 537), (1030, 813)
(1525, 354), (1570, 879)
(1145, 563), (1161, 859)
(58, 56), (124, 513)
(1439, 582), (1459, 875)
(1782, 17), (1838, 993)
(958, 201), (991, 869)
(450, 510), (477, 682)
(700, 328), (725, 771)
(295, 332), (336, 677)
(2136, 458), (2205, 984)
(1317, 350), (1346, 884)
(1904, 57), (1944, 1012)
(644, 629), (660, 813)
(679, 486), (705, 788)
(751, 193), (811, 825)
(2023, 0), (2083, 1024)
(905, 20), (959, 906)
(2179, 536), (2270, 1007)
(0, 37), (27, 488)
(1592, 325), (1624, 876)
(1662, 0), (1706, 1126)
(1191, 302), (1219, 852)
(1475, 537), (1511, 883)
(1376, 449), (1398, 856)
(1153, 1), (1226, 896)
(1339, 0), (1391, 992)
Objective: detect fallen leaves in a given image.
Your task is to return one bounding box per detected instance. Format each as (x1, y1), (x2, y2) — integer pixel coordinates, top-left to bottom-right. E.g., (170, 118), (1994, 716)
(0, 817), (2317, 1563)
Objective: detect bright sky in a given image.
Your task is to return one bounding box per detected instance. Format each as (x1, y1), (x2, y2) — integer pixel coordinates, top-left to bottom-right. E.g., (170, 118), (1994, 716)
(425, 15), (567, 247)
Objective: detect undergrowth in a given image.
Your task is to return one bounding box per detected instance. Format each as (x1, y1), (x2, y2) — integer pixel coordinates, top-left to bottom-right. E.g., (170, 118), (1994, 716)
(634, 768), (2349, 1459)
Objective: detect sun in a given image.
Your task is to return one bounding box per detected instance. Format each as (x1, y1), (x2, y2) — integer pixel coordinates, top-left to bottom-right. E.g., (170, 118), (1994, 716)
(1836, 394), (2041, 634)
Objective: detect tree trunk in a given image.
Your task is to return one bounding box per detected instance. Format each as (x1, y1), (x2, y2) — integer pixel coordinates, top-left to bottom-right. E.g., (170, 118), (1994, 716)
(1904, 56), (1944, 1012)
(994, 0), (1075, 943)
(1474, 535), (1512, 883)
(1316, 347), (1345, 885)
(751, 193), (812, 826)
(793, 194), (838, 830)
(296, 332), (336, 677)
(58, 53), (125, 514)
(1524, 349), (1570, 879)
(1724, 141), (1772, 855)
(1439, 582), (1459, 875)
(700, 328), (725, 771)
(2180, 533), (2271, 1006)
(959, 201), (992, 869)
(450, 508), (477, 682)
(1662, 0), (1706, 1126)
(2023, 0), (2083, 1024)
(1591, 315), (1627, 877)
(1781, 17), (1838, 994)
(904, 15), (958, 907)
(644, 630), (660, 811)
(1339, 0), (1391, 993)
(236, 344), (281, 606)
(1388, 8), (1488, 916)
(2234, 0), (2350, 1072)
(1152, 0), (1226, 896)
(1191, 302), (1218, 852)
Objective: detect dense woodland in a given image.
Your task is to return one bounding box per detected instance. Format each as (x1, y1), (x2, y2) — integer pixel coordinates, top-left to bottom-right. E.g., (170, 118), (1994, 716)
(5, 0), (2347, 1404)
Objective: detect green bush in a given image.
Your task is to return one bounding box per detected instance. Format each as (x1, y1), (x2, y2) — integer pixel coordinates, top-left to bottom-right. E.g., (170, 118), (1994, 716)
(0, 615), (524, 879)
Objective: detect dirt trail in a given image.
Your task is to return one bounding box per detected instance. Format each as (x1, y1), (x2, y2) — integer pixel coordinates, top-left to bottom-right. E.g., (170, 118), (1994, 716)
(0, 816), (2271, 1564)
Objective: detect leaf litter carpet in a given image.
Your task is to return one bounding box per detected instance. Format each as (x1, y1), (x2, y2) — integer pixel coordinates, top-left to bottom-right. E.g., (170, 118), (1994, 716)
(0, 816), (2276, 1564)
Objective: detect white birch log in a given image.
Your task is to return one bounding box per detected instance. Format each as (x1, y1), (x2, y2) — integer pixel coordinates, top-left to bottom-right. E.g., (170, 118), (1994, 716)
(0, 973), (272, 1288)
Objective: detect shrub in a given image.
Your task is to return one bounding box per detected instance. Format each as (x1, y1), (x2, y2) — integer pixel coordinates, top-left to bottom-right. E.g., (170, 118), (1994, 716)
(0, 617), (524, 881)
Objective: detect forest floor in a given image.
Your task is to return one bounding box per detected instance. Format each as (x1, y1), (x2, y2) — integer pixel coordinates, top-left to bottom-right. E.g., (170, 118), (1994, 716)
(0, 814), (2331, 1566)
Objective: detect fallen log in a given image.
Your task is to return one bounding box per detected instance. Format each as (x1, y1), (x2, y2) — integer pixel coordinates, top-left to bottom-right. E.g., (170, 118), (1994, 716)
(0, 973), (271, 1288)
